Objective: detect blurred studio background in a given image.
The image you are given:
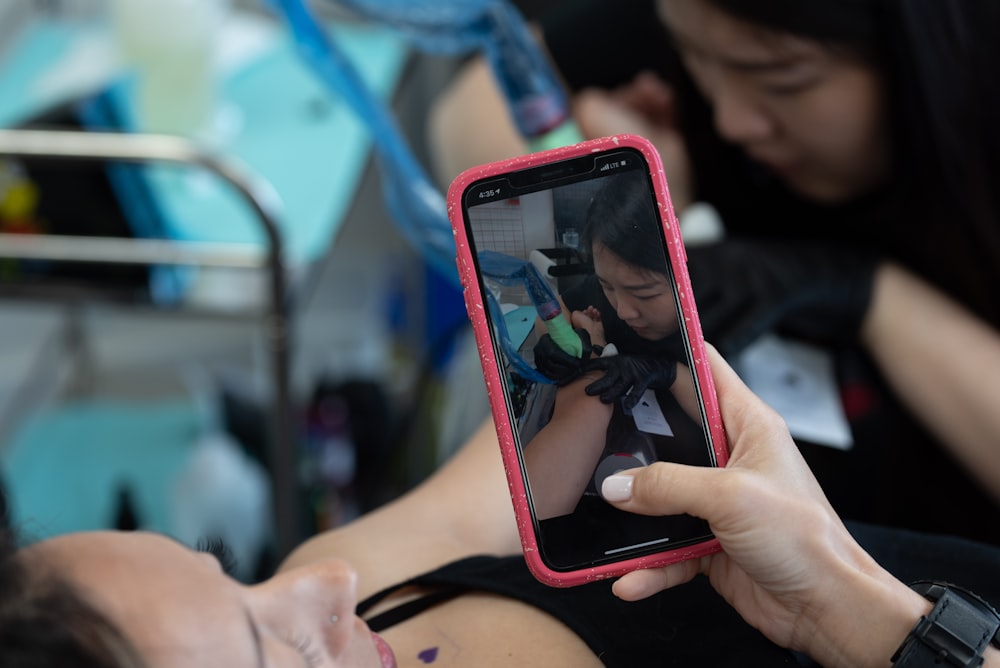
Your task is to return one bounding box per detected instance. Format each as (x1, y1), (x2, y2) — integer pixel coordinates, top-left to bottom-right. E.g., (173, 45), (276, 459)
(0, 0), (561, 579)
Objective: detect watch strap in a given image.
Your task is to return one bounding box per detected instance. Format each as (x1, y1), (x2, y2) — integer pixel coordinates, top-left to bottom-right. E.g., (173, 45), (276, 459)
(892, 581), (1000, 668)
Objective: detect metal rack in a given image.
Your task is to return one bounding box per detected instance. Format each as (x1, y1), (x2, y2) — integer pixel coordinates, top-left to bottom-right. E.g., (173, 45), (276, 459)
(0, 128), (300, 558)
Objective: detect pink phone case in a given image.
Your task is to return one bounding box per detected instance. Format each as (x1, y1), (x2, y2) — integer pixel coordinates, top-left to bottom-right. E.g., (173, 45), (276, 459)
(446, 134), (729, 587)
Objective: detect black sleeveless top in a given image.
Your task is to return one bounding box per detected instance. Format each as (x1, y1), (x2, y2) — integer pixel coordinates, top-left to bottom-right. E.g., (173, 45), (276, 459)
(356, 524), (1000, 667)
(357, 554), (799, 667)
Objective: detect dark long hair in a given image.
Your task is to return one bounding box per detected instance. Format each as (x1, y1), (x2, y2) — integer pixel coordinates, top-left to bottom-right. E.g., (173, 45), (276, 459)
(582, 172), (669, 276)
(670, 0), (1000, 324)
(0, 528), (146, 668)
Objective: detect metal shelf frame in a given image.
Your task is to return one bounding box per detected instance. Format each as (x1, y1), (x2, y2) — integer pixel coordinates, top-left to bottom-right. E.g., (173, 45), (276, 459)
(0, 128), (300, 558)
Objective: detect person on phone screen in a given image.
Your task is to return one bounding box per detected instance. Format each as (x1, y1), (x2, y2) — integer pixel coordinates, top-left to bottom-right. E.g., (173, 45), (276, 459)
(428, 0), (1000, 547)
(527, 172), (705, 520)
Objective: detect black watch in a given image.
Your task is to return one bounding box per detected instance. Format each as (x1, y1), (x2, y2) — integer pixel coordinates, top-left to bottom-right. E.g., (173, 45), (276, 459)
(891, 581), (1000, 668)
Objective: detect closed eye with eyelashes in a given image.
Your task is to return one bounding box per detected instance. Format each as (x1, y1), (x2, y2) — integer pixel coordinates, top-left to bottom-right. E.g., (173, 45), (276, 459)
(195, 536), (239, 576)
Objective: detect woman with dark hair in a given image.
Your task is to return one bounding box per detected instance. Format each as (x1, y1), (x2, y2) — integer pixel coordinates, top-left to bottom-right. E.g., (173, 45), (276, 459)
(429, 0), (1000, 546)
(545, 172), (695, 412)
(571, 172), (682, 358)
(3, 350), (999, 666)
(525, 171), (706, 520)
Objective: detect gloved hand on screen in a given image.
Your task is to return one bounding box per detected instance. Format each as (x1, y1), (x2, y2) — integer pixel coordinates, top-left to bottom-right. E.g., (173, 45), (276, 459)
(532, 328), (592, 385)
(583, 354), (678, 410)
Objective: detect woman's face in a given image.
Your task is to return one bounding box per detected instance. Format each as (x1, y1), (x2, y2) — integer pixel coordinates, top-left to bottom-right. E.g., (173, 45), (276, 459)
(658, 0), (889, 203)
(592, 242), (679, 340)
(28, 531), (396, 668)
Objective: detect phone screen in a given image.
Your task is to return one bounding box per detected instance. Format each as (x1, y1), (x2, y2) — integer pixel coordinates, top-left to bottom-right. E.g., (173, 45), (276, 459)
(459, 146), (719, 572)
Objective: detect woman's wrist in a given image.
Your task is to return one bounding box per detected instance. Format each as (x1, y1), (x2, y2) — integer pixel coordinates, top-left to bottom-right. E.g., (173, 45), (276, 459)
(799, 554), (932, 668)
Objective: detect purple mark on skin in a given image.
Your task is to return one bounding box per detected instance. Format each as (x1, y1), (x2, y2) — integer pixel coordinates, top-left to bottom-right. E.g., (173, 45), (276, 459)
(417, 647), (439, 663)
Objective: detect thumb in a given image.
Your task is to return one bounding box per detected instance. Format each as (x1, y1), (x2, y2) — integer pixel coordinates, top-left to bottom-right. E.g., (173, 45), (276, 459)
(601, 461), (726, 521)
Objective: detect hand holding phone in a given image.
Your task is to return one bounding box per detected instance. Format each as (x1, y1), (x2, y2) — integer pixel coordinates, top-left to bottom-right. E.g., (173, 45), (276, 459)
(447, 134), (728, 586)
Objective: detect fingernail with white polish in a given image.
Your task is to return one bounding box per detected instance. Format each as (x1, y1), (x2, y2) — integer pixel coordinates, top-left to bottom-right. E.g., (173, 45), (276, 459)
(602, 474), (634, 502)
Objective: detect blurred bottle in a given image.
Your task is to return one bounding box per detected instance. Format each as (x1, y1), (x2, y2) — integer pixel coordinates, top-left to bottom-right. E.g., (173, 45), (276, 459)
(169, 430), (272, 582)
(561, 227), (580, 250)
(112, 483), (140, 531)
(301, 391), (359, 531)
(170, 367), (271, 582)
(108, 0), (229, 136)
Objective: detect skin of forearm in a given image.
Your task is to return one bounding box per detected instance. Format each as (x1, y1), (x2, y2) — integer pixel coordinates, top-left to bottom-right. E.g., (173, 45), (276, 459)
(861, 263), (1000, 500)
(426, 57), (528, 184)
(523, 377), (613, 518)
(671, 363), (703, 421)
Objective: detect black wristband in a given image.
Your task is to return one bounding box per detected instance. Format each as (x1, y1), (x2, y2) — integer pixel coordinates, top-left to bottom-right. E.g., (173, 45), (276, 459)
(891, 581), (1000, 668)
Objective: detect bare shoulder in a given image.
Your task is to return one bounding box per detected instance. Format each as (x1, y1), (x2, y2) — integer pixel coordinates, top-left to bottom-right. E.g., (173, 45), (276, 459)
(379, 593), (604, 668)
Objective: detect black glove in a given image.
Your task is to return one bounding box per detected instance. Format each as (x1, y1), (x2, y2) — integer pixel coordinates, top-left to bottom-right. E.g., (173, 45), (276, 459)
(582, 354), (678, 410)
(686, 239), (878, 357)
(532, 328), (592, 385)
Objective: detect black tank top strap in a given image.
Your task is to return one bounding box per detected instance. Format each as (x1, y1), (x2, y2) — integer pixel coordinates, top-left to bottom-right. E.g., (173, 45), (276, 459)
(355, 555), (801, 667)
(360, 586), (466, 633)
(356, 556), (507, 631)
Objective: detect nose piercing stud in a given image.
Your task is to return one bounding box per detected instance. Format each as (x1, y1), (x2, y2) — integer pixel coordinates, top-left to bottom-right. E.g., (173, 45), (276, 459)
(330, 615), (339, 624)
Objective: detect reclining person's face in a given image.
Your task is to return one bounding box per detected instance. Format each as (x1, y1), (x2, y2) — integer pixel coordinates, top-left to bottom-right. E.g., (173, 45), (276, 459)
(27, 531), (397, 668)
